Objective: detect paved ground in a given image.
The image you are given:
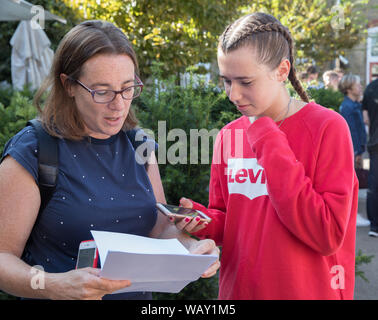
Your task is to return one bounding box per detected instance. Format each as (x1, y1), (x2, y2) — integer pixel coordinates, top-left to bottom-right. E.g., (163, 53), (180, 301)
(354, 189), (378, 300)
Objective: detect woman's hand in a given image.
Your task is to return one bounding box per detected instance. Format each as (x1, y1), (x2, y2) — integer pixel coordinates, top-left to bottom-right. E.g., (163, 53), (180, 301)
(174, 197), (208, 233)
(187, 239), (220, 278)
(45, 267), (131, 300)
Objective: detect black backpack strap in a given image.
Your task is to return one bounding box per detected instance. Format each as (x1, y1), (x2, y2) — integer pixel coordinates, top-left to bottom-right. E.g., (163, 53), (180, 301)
(27, 119), (59, 213)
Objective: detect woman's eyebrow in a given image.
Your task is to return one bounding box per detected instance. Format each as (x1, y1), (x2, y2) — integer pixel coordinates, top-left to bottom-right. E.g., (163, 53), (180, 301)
(89, 79), (135, 87)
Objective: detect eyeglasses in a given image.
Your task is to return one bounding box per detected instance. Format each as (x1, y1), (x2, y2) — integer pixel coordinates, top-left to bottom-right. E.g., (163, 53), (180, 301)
(70, 75), (143, 104)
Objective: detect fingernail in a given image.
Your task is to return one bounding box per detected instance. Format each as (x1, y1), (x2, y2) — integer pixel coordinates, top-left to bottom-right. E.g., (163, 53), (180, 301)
(185, 217), (191, 222)
(195, 216), (200, 221)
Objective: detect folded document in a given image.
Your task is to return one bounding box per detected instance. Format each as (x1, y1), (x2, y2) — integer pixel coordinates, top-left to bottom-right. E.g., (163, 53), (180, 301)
(90, 230), (218, 294)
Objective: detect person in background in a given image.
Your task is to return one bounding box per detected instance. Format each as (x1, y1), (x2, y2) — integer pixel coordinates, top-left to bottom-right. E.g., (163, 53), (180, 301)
(339, 75), (366, 168)
(299, 71), (309, 85)
(339, 74), (370, 228)
(323, 70), (340, 91)
(307, 65), (324, 89)
(333, 68), (345, 83)
(307, 65), (319, 82)
(362, 78), (378, 237)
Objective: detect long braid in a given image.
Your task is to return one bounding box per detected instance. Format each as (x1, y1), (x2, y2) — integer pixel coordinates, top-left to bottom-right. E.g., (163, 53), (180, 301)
(220, 14), (309, 103)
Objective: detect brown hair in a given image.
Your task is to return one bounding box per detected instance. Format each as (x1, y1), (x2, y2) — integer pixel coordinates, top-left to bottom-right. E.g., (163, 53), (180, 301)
(322, 70), (339, 88)
(219, 12), (309, 103)
(338, 74), (360, 95)
(34, 20), (139, 140)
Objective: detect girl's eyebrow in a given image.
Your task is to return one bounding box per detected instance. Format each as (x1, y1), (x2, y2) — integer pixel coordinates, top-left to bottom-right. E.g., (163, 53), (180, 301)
(219, 75), (255, 80)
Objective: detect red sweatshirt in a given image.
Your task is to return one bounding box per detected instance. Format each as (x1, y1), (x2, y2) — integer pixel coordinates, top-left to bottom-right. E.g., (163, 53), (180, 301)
(193, 102), (358, 300)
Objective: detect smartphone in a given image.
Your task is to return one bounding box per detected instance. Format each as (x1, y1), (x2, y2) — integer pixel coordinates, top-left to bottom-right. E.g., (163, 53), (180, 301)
(75, 240), (99, 269)
(156, 202), (212, 223)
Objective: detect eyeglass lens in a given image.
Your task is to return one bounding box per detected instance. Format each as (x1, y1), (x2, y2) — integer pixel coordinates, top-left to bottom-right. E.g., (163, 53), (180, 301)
(93, 85), (142, 103)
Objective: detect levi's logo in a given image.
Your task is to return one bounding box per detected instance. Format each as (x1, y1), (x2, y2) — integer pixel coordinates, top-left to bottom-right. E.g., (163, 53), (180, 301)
(227, 158), (268, 200)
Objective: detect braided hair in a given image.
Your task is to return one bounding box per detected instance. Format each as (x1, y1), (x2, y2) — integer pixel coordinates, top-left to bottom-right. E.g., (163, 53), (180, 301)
(219, 12), (309, 103)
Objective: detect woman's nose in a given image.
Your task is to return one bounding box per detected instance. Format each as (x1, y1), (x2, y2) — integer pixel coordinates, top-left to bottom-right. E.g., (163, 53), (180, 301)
(108, 92), (125, 110)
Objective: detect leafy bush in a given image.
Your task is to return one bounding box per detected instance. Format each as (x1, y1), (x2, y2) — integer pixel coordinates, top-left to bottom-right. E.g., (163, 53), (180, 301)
(0, 84), (35, 110)
(355, 249), (375, 282)
(307, 87), (344, 113)
(0, 85), (13, 108)
(0, 90), (37, 155)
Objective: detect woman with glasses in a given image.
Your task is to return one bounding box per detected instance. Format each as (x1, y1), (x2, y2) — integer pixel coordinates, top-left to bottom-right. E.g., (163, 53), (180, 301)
(0, 20), (219, 300)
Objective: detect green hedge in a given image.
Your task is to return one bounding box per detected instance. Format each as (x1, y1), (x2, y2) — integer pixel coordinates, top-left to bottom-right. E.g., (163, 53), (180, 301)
(307, 87), (344, 113)
(0, 87), (37, 155)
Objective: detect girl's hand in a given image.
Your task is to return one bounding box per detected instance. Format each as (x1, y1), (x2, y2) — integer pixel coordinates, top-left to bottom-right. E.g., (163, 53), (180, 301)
(173, 197), (208, 233)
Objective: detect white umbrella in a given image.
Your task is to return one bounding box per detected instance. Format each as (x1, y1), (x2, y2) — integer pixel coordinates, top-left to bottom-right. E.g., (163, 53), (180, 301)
(0, 0), (66, 90)
(10, 20), (54, 90)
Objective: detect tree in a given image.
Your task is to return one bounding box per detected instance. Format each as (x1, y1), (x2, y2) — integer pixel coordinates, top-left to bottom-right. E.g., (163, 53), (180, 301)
(61, 0), (249, 78)
(0, 0), (370, 84)
(240, 0), (369, 69)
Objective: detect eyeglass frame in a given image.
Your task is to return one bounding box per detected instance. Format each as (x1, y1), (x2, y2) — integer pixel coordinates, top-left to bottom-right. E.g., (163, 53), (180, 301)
(68, 74), (144, 104)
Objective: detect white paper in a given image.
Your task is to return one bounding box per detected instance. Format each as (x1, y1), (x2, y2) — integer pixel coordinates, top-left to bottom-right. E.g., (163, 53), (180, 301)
(90, 230), (218, 294)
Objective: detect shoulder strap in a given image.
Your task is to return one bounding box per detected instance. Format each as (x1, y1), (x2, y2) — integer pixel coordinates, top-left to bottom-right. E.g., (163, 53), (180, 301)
(27, 119), (59, 213)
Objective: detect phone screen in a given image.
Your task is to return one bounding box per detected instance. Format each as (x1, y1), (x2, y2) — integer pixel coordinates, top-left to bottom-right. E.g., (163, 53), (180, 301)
(76, 247), (96, 269)
(162, 204), (198, 217)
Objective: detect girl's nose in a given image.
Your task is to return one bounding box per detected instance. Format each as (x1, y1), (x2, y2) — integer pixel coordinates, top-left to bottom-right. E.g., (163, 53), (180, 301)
(228, 83), (242, 104)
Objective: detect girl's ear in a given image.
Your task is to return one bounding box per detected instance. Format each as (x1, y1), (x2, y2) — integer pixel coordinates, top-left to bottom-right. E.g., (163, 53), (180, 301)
(276, 58), (291, 82)
(60, 73), (74, 97)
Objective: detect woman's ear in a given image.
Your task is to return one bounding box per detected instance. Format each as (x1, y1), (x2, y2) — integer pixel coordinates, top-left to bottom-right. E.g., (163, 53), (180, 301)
(60, 73), (74, 97)
(276, 58), (291, 82)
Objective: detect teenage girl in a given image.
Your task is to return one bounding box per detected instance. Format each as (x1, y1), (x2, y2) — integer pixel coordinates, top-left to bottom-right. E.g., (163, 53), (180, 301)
(177, 12), (358, 300)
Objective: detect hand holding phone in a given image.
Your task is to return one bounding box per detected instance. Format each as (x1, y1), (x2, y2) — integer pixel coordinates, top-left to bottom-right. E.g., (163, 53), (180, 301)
(156, 202), (211, 223)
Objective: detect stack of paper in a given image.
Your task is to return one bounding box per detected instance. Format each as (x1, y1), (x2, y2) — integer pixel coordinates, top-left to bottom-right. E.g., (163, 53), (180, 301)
(90, 230), (218, 294)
